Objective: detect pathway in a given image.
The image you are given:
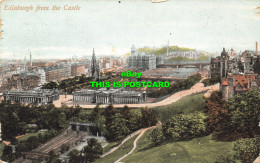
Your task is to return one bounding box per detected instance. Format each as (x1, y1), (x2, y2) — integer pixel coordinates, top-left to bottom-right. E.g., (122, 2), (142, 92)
(62, 83), (219, 109)
(114, 122), (162, 163)
(100, 122), (161, 160)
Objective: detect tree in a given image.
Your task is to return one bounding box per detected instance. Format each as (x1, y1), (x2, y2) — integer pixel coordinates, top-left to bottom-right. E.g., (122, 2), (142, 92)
(162, 112), (207, 141)
(147, 127), (165, 145)
(233, 137), (260, 163)
(26, 136), (40, 150)
(82, 138), (103, 162)
(68, 149), (80, 163)
(42, 81), (59, 89)
(107, 113), (130, 141)
(1, 146), (14, 162)
(1, 110), (26, 143)
(141, 107), (157, 127)
(228, 90), (260, 136)
(127, 111), (143, 132)
(205, 91), (230, 132)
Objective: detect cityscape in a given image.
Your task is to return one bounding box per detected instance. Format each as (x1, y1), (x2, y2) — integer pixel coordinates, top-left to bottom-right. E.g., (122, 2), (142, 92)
(0, 0), (260, 163)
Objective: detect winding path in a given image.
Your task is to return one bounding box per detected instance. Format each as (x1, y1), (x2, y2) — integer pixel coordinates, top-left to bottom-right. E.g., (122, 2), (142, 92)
(114, 122), (162, 163)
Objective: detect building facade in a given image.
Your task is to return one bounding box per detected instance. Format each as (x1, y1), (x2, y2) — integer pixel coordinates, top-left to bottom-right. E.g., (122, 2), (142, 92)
(221, 74), (260, 100)
(127, 45), (157, 70)
(8, 74), (40, 90)
(73, 88), (147, 104)
(3, 89), (60, 104)
(71, 64), (85, 76)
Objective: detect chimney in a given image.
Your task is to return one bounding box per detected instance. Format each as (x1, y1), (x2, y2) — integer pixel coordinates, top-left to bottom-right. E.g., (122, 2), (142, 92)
(256, 41), (258, 56)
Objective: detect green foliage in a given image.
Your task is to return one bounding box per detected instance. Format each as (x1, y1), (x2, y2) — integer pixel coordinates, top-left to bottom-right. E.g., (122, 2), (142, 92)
(198, 52), (210, 61)
(147, 127), (165, 145)
(162, 112), (208, 142)
(214, 154), (236, 163)
(42, 81), (59, 89)
(228, 90), (260, 135)
(148, 73), (201, 98)
(141, 107), (158, 127)
(68, 149), (80, 163)
(167, 56), (196, 62)
(202, 74), (221, 86)
(82, 138), (103, 162)
(233, 137), (260, 163)
(1, 146), (14, 162)
(107, 113), (130, 141)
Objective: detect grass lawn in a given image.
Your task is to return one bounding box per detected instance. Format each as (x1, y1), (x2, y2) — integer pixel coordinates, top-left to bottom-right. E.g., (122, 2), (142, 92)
(123, 131), (234, 163)
(102, 142), (118, 153)
(94, 135), (138, 163)
(18, 131), (46, 142)
(153, 94), (206, 123)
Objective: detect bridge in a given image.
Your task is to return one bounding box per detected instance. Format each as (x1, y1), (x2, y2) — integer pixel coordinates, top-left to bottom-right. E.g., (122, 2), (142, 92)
(69, 122), (101, 136)
(157, 62), (210, 69)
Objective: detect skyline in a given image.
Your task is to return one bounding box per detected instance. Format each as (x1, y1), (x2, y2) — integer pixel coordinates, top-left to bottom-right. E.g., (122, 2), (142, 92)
(0, 0), (260, 59)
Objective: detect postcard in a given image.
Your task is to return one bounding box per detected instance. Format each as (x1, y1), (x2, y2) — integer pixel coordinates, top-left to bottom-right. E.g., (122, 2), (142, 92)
(0, 0), (259, 163)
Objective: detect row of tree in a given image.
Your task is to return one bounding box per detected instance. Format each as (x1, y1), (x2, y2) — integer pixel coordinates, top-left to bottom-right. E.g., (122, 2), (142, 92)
(0, 102), (81, 144)
(89, 105), (157, 142)
(148, 73), (201, 98)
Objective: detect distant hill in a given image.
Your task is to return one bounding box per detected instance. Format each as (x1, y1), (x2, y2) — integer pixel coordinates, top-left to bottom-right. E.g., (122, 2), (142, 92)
(137, 46), (195, 56)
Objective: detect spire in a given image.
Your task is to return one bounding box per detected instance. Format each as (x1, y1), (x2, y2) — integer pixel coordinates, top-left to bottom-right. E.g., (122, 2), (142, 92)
(30, 51), (32, 67)
(93, 47), (95, 56)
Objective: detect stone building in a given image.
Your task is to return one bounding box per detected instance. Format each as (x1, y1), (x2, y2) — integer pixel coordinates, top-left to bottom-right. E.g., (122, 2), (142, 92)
(221, 74), (260, 100)
(71, 64), (85, 76)
(8, 73), (40, 90)
(3, 89), (60, 104)
(73, 88), (147, 104)
(127, 45), (157, 70)
(44, 65), (69, 82)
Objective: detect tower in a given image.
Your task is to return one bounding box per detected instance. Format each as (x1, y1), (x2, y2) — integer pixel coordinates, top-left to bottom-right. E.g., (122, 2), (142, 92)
(89, 48), (100, 80)
(131, 44), (136, 55)
(30, 52), (32, 67)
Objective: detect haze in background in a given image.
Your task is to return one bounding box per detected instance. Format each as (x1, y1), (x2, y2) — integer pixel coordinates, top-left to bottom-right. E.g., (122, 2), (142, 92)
(1, 0), (260, 59)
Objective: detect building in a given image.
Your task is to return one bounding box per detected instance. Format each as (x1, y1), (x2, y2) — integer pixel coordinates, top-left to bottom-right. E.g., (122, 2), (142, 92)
(221, 74), (260, 100)
(44, 65), (69, 82)
(3, 89), (60, 104)
(210, 45), (260, 78)
(89, 48), (100, 80)
(8, 73), (40, 90)
(73, 88), (147, 104)
(71, 64), (85, 76)
(127, 45), (157, 70)
(36, 68), (46, 85)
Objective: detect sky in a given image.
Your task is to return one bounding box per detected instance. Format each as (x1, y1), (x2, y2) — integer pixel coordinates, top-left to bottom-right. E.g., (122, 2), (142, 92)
(0, 0), (260, 59)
